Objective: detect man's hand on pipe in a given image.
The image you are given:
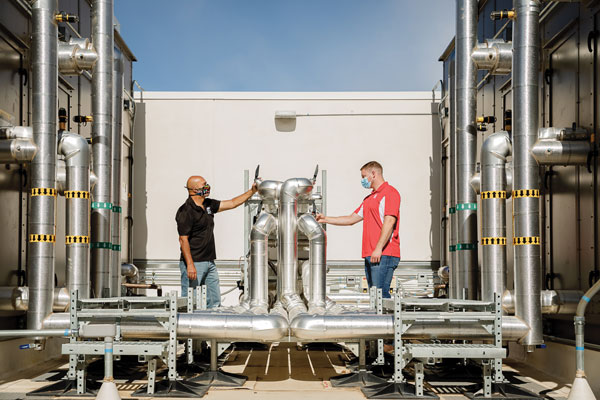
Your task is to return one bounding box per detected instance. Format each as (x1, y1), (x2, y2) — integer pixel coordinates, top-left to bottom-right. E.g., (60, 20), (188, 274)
(316, 213), (327, 223)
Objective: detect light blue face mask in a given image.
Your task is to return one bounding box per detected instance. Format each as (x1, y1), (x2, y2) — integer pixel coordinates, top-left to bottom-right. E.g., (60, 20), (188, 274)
(361, 177), (371, 189)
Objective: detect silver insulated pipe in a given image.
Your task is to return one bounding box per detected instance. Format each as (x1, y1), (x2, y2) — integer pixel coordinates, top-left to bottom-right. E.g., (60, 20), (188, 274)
(91, 0), (114, 298)
(110, 52), (124, 296)
(249, 212), (277, 313)
(58, 132), (91, 298)
(455, 0), (479, 299)
(448, 61), (459, 298)
(512, 0), (543, 348)
(480, 131), (511, 302)
(28, 0), (59, 332)
(277, 178), (313, 297)
(297, 214), (327, 311)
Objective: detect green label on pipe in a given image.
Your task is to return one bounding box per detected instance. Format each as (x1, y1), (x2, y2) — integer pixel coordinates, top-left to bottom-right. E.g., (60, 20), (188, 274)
(112, 206), (122, 213)
(90, 242), (112, 249)
(91, 202), (113, 210)
(112, 244), (121, 251)
(449, 245), (456, 252)
(456, 243), (477, 251)
(456, 203), (477, 211)
(449, 207), (456, 214)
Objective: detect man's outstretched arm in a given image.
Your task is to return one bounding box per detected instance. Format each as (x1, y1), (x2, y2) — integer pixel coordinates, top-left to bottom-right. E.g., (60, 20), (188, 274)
(316, 213), (362, 226)
(218, 183), (258, 212)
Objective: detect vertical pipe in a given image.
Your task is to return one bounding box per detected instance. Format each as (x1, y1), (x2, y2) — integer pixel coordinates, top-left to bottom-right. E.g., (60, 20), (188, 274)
(297, 214), (327, 311)
(513, 0), (543, 347)
(249, 212), (277, 312)
(28, 0), (58, 331)
(277, 178), (313, 297)
(91, 0), (113, 298)
(480, 131), (511, 301)
(59, 133), (91, 298)
(449, 60), (458, 298)
(110, 52), (123, 296)
(455, 0), (479, 299)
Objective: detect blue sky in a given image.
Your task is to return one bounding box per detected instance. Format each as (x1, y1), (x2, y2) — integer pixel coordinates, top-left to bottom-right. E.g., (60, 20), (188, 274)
(115, 1), (455, 91)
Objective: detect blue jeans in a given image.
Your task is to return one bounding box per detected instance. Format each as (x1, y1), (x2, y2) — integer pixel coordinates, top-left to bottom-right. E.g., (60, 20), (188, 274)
(179, 260), (221, 308)
(364, 256), (400, 298)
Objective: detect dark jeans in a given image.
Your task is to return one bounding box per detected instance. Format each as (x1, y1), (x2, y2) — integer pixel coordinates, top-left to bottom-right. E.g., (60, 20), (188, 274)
(364, 255), (400, 298)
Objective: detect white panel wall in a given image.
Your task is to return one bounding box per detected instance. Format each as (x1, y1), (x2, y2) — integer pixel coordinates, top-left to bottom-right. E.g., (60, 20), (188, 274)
(133, 92), (440, 262)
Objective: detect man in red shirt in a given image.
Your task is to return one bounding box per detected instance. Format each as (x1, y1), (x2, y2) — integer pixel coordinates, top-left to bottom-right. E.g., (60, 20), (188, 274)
(317, 161), (400, 298)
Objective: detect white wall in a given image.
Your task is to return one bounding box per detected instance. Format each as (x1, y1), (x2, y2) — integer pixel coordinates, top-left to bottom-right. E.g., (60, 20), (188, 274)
(133, 92), (440, 262)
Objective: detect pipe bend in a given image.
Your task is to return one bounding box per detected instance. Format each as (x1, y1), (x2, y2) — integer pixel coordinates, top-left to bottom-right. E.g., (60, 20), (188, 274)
(482, 131), (511, 165)
(250, 212), (277, 240)
(258, 180), (283, 202)
(58, 131), (90, 167)
(280, 178), (313, 201)
(121, 263), (139, 282)
(297, 213), (326, 242)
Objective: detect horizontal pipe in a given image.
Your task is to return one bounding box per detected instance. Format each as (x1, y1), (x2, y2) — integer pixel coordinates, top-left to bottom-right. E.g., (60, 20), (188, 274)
(0, 287), (69, 312)
(503, 289), (583, 314)
(531, 139), (591, 165)
(43, 309), (529, 342)
(290, 313), (529, 341)
(471, 39), (512, 74)
(0, 329), (75, 338)
(0, 139), (37, 163)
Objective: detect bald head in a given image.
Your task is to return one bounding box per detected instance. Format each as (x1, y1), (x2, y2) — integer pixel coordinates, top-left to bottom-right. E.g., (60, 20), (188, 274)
(186, 175), (209, 197)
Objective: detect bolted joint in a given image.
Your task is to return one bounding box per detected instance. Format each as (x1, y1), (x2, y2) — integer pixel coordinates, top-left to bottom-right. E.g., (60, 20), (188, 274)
(490, 9), (515, 20)
(73, 115), (94, 124)
(55, 12), (79, 23)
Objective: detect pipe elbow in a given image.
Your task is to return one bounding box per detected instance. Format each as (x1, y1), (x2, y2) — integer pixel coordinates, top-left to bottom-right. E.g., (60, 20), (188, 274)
(281, 178), (313, 201)
(297, 214), (326, 242)
(58, 132), (90, 167)
(250, 212), (277, 240)
(121, 263), (139, 282)
(257, 180), (283, 202)
(481, 131), (511, 165)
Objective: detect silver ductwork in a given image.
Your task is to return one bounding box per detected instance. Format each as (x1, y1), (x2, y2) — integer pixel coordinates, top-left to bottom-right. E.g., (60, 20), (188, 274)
(277, 178), (313, 297)
(28, 0), (59, 332)
(110, 52), (124, 296)
(0, 138), (37, 163)
(471, 39), (513, 75)
(513, 0), (543, 348)
(121, 263), (139, 283)
(58, 37), (98, 75)
(449, 61), (459, 298)
(531, 127), (591, 165)
(502, 289), (583, 315)
(297, 214), (327, 312)
(58, 132), (91, 298)
(455, 0), (479, 300)
(0, 286), (69, 312)
(249, 212), (277, 313)
(91, 0), (114, 298)
(480, 131), (511, 302)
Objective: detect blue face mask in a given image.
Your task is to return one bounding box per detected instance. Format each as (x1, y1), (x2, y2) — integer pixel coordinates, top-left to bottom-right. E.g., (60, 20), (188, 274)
(361, 177), (371, 189)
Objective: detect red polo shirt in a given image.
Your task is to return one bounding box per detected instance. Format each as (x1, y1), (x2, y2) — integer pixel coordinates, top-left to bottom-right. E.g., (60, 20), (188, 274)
(354, 182), (401, 258)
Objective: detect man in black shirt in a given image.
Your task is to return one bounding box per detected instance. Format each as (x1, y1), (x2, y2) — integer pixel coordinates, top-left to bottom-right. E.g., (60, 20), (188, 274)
(176, 175), (257, 308)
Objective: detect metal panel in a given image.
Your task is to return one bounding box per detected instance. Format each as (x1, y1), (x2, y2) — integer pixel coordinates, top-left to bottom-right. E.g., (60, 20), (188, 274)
(548, 30), (580, 290)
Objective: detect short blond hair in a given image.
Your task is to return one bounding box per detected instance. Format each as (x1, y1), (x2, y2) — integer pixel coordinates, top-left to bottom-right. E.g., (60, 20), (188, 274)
(360, 161), (383, 174)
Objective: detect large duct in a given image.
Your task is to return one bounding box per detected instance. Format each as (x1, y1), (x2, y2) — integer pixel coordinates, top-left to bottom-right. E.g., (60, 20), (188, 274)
(448, 60), (459, 298)
(91, 0), (114, 298)
(110, 52), (124, 296)
(28, 0), (59, 332)
(0, 286), (69, 312)
(512, 0), (543, 347)
(277, 178), (313, 297)
(532, 127), (591, 165)
(58, 132), (91, 298)
(42, 311), (529, 342)
(297, 214), (327, 311)
(480, 131), (511, 302)
(249, 212), (277, 313)
(0, 138), (37, 163)
(455, 0), (479, 299)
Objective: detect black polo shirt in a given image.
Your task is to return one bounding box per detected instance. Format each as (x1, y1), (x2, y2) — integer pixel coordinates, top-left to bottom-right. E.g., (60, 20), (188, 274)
(176, 197), (221, 262)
